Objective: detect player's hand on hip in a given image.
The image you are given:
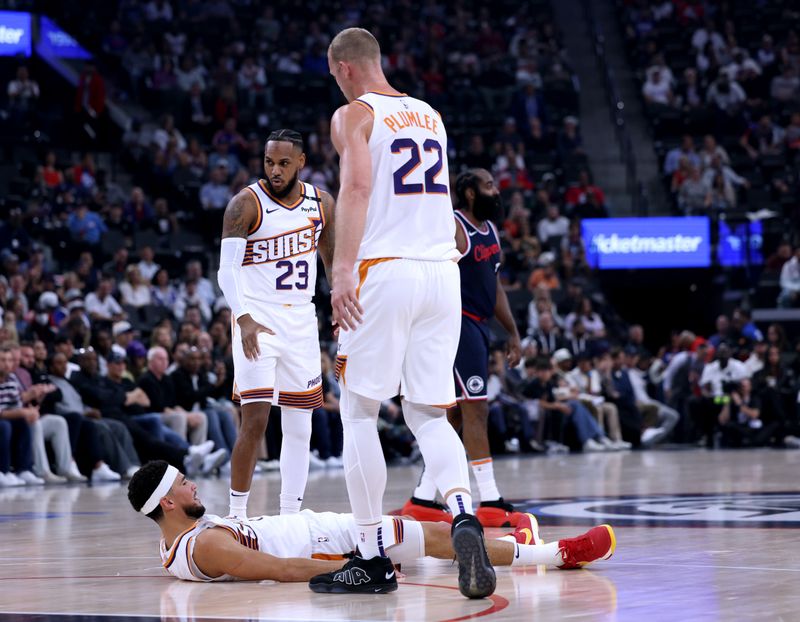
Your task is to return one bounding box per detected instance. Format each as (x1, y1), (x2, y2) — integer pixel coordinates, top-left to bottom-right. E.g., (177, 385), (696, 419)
(237, 314), (275, 361)
(331, 272), (363, 331)
(507, 334), (522, 368)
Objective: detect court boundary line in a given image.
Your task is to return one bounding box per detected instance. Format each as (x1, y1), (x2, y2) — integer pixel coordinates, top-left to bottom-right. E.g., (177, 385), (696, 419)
(0, 578), (509, 622)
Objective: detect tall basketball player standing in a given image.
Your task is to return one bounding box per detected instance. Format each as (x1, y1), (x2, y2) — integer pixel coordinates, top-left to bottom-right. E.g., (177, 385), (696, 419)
(309, 28), (495, 598)
(217, 130), (334, 519)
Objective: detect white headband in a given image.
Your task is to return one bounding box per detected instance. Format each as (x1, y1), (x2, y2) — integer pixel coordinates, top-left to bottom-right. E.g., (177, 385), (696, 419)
(139, 465), (179, 515)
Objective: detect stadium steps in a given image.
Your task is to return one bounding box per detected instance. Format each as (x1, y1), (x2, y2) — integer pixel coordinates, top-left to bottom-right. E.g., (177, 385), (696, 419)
(551, 0), (631, 214)
(554, 0), (668, 214)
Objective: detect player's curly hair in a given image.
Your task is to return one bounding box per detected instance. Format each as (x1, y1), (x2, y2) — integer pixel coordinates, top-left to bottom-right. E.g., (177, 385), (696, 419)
(266, 129), (304, 152)
(455, 169), (481, 209)
(128, 460), (170, 522)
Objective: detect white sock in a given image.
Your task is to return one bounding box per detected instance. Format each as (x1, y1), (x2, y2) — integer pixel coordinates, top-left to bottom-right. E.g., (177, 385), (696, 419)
(445, 490), (473, 516)
(401, 400), (473, 515)
(340, 389), (387, 557)
(510, 541), (562, 567)
(279, 493), (302, 514)
(279, 407), (312, 514)
(229, 488), (249, 518)
(470, 458), (501, 502)
(413, 467), (438, 501)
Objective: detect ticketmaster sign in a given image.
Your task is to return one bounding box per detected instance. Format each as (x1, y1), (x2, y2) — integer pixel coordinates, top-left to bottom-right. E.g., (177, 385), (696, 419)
(0, 11), (31, 57)
(582, 217), (711, 269)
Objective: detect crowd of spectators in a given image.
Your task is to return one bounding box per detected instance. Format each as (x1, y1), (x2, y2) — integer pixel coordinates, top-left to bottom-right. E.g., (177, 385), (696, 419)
(1, 0), (799, 487)
(621, 1), (800, 228)
(482, 313), (800, 455)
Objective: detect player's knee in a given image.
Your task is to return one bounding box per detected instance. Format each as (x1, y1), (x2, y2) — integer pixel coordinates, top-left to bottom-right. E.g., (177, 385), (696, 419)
(239, 403), (270, 433)
(281, 408), (312, 441)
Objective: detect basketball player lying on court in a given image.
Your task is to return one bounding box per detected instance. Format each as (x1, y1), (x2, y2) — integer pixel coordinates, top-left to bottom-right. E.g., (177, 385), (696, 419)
(128, 461), (616, 586)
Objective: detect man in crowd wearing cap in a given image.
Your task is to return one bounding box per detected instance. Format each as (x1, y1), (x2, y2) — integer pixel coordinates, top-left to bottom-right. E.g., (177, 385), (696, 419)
(403, 169), (524, 528)
(105, 349), (209, 448)
(112, 321), (135, 358)
(128, 460), (616, 583)
(85, 277), (126, 323)
(70, 348), (225, 476)
(48, 351), (140, 480)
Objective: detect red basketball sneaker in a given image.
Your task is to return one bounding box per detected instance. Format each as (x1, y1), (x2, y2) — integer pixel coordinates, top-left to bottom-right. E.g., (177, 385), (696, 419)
(401, 497), (453, 523)
(557, 525), (616, 569)
(512, 512), (544, 546)
(475, 498), (524, 528)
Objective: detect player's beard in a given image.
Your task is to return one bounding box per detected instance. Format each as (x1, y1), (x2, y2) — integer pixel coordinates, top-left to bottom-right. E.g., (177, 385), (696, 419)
(265, 170), (299, 198)
(473, 192), (503, 222)
(185, 502), (206, 519)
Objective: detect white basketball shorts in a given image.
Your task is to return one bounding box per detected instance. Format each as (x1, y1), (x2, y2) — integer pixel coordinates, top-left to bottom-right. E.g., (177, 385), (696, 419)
(232, 302), (322, 408)
(304, 510), (425, 563)
(336, 258), (460, 406)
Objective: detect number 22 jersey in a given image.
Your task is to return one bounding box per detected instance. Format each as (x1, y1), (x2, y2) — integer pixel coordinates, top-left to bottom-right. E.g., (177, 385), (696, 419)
(352, 92), (458, 262)
(240, 180), (325, 306)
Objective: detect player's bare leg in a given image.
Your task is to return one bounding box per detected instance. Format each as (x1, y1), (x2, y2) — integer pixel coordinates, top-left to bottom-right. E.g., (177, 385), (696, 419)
(419, 518), (616, 569)
(229, 401), (270, 518)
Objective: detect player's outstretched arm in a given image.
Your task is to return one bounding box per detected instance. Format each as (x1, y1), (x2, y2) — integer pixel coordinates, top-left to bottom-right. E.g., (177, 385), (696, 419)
(218, 190), (275, 360)
(193, 528), (342, 582)
(329, 103), (372, 331)
(317, 189), (336, 289)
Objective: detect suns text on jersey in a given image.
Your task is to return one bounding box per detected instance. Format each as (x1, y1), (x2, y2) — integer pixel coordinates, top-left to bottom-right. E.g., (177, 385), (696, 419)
(245, 226), (318, 265)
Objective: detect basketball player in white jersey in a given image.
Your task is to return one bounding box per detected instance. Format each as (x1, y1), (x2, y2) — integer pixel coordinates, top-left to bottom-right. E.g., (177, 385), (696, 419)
(310, 28), (493, 598)
(217, 129), (334, 519)
(128, 460), (616, 584)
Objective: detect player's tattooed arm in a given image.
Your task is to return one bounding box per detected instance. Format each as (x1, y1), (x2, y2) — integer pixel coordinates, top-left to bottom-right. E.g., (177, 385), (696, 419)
(221, 190), (258, 239)
(317, 190), (336, 287)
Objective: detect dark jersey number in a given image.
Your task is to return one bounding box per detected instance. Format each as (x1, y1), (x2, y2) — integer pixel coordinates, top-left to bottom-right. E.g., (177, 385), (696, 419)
(391, 138), (447, 195)
(276, 260), (309, 290)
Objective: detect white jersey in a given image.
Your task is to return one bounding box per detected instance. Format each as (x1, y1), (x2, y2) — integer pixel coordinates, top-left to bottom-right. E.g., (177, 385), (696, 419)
(353, 91), (458, 262)
(159, 511), (420, 582)
(240, 180), (324, 305)
(160, 513), (312, 582)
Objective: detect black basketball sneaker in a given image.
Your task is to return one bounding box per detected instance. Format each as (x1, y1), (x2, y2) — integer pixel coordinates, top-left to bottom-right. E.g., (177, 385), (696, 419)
(451, 513), (496, 599)
(309, 555), (398, 594)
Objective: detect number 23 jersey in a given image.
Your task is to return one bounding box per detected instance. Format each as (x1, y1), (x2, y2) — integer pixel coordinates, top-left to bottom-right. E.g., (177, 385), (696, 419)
(353, 92), (458, 262)
(240, 180), (324, 306)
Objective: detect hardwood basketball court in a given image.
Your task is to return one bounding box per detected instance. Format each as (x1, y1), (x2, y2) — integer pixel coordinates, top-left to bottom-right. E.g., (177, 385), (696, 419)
(1, 449), (798, 621)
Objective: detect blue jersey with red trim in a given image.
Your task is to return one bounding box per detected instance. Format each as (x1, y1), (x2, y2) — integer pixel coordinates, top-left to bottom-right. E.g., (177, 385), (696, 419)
(454, 210), (501, 321)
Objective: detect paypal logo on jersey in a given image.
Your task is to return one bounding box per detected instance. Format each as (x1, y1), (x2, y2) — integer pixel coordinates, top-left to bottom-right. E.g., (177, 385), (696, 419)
(0, 12), (31, 57)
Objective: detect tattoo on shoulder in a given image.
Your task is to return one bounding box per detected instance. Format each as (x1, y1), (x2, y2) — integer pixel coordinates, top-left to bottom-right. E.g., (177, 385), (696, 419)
(222, 191), (255, 239)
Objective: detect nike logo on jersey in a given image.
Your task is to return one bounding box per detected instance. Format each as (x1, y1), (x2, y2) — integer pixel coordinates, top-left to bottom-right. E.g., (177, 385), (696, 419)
(264, 206), (281, 214)
(468, 230), (479, 236)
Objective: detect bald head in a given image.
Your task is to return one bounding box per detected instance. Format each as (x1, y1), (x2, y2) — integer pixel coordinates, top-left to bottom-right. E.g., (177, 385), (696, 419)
(329, 28), (381, 65)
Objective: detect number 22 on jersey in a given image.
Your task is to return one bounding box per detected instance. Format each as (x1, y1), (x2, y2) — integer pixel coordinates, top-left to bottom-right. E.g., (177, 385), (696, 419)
(391, 138), (448, 196)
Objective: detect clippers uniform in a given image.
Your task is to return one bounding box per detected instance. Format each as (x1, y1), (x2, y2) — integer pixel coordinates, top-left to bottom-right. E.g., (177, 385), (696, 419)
(231, 180), (325, 408)
(160, 511), (423, 582)
(452, 210), (502, 401)
(336, 92), (461, 405)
